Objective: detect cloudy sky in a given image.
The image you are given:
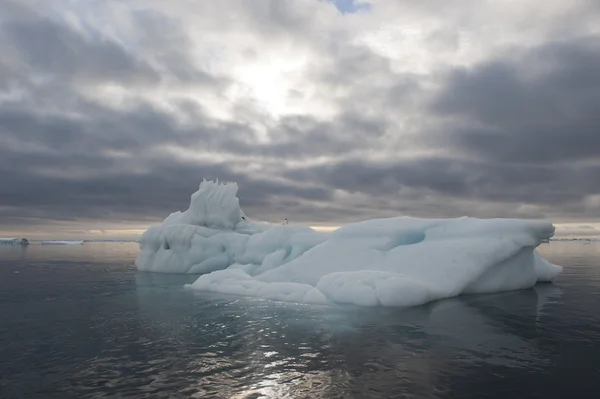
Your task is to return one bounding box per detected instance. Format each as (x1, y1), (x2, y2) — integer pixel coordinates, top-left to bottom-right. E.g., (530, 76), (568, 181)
(1, 0), (600, 239)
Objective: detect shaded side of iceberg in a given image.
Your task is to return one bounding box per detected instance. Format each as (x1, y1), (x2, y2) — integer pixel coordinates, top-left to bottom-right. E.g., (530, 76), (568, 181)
(136, 180), (563, 307)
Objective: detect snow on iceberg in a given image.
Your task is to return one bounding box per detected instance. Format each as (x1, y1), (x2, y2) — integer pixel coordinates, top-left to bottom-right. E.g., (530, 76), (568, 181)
(136, 180), (563, 307)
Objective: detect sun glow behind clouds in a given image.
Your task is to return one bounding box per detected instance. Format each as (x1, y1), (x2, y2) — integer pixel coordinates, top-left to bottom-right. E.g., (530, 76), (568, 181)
(229, 56), (310, 118)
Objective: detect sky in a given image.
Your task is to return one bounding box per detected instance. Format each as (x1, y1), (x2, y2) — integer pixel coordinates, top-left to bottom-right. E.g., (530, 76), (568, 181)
(1, 0), (600, 240)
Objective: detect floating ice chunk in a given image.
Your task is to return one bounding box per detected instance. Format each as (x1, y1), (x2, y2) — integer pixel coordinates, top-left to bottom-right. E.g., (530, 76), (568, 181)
(136, 180), (563, 307)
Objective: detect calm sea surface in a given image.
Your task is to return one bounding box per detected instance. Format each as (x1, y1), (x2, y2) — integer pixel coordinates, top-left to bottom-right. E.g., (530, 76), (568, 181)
(1, 242), (599, 398)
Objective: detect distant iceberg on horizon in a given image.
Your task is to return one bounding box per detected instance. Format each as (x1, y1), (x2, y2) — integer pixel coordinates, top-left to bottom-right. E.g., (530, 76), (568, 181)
(0, 237), (29, 245)
(41, 240), (84, 245)
(135, 180), (563, 307)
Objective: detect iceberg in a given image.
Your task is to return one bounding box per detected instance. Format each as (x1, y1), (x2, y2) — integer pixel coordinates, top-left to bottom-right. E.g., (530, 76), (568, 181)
(0, 237), (29, 245)
(136, 180), (563, 307)
(42, 240), (84, 245)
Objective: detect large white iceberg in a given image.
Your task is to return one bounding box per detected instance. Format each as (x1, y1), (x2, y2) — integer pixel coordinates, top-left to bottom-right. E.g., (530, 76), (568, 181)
(136, 180), (562, 307)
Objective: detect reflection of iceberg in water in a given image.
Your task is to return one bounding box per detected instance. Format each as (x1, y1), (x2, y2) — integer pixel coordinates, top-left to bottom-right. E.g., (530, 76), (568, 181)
(0, 244), (30, 261)
(533, 283), (564, 318)
(134, 271), (198, 290)
(131, 272), (353, 398)
(126, 278), (564, 398)
(424, 283), (563, 368)
(367, 286), (562, 397)
(253, 285), (564, 398)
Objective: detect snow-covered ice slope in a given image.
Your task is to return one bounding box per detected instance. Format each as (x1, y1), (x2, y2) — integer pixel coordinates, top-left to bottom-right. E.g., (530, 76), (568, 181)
(136, 180), (563, 307)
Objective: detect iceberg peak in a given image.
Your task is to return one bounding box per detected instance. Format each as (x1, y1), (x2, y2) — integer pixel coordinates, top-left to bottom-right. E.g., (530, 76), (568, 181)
(163, 179), (247, 230)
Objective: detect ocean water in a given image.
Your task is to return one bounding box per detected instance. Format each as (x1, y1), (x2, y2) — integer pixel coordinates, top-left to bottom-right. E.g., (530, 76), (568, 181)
(1, 242), (599, 399)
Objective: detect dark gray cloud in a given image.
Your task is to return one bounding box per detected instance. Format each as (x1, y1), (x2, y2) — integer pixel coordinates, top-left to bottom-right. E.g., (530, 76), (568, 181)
(126, 9), (228, 86)
(280, 36), (600, 221)
(0, 0), (600, 237)
(431, 38), (600, 164)
(0, 150), (334, 226)
(0, 4), (158, 89)
(284, 155), (596, 219)
(223, 113), (388, 158)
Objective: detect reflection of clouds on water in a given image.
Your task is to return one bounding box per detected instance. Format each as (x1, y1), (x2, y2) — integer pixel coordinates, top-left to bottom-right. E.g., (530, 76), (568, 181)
(5, 242), (596, 398)
(131, 272), (355, 397)
(85, 273), (564, 398)
(297, 284), (564, 397)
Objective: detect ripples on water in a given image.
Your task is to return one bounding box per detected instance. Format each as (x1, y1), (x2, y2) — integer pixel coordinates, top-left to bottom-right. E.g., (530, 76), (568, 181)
(1, 242), (599, 398)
